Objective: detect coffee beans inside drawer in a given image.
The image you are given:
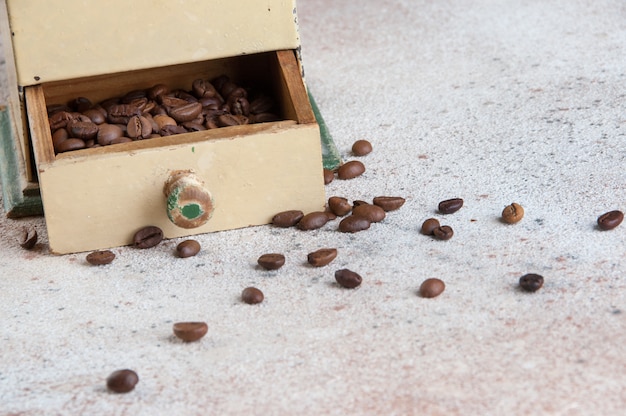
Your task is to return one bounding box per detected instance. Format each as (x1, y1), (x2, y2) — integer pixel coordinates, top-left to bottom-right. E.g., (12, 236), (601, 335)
(47, 75), (281, 154)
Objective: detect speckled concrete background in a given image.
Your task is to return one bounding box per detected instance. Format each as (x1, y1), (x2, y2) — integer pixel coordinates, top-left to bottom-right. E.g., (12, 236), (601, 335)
(1, 1), (625, 415)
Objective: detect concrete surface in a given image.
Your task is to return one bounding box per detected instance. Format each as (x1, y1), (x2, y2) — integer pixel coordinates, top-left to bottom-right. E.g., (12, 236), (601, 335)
(1, 0), (625, 414)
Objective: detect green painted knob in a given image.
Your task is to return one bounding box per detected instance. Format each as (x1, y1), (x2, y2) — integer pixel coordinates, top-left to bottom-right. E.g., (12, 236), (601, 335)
(164, 170), (214, 229)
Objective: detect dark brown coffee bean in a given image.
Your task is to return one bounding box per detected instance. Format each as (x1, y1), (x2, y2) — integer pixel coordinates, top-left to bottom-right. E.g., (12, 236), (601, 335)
(176, 240), (201, 258)
(126, 115), (152, 139)
(438, 198), (464, 214)
(86, 250), (116, 265)
(160, 124), (188, 136)
(168, 101), (202, 123)
(182, 122), (206, 132)
(18, 226), (37, 250)
(227, 95), (250, 116)
(257, 253), (285, 270)
(597, 210), (624, 231)
(335, 269), (362, 288)
(324, 210), (337, 221)
(372, 196), (405, 212)
(55, 138), (85, 153)
(421, 218), (440, 235)
(338, 216), (371, 233)
(147, 84), (169, 100)
(519, 273), (544, 292)
(352, 204), (386, 223)
(352, 200), (369, 208)
(241, 287), (264, 304)
(298, 212), (329, 230)
(97, 124), (124, 145)
(68, 120), (98, 139)
(172, 322), (208, 342)
(249, 95), (274, 114)
(351, 139), (373, 156)
(323, 169), (335, 185)
(307, 248), (338, 267)
(106, 369), (139, 393)
(108, 103), (141, 119)
(272, 210), (304, 227)
(328, 196), (352, 216)
(133, 226), (163, 249)
(337, 160), (365, 180)
(502, 203), (524, 224)
(82, 108), (106, 124)
(52, 128), (69, 148)
(419, 278), (445, 298)
(433, 225), (454, 240)
(48, 111), (74, 130)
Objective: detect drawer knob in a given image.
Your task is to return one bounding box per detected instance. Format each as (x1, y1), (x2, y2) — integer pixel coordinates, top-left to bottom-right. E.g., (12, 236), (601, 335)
(164, 171), (214, 229)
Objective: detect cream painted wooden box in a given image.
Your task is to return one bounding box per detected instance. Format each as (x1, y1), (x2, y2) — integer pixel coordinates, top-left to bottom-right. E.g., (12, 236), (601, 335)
(0, 0), (327, 254)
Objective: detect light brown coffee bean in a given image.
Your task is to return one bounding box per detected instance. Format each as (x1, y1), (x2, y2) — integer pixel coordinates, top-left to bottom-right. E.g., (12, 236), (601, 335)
(323, 168), (335, 185)
(419, 278), (445, 298)
(352, 139), (372, 156)
(257, 253), (285, 270)
(307, 248), (338, 267)
(272, 210), (304, 227)
(335, 269), (362, 288)
(328, 197), (352, 216)
(97, 124), (124, 146)
(172, 321), (208, 342)
(106, 369), (139, 393)
(298, 212), (329, 230)
(153, 114), (177, 130)
(86, 250), (116, 265)
(176, 240), (201, 258)
(338, 216), (371, 233)
(352, 204), (386, 223)
(126, 115), (152, 139)
(337, 160), (366, 180)
(502, 202), (524, 224)
(241, 287), (264, 304)
(421, 218), (440, 235)
(372, 196), (405, 212)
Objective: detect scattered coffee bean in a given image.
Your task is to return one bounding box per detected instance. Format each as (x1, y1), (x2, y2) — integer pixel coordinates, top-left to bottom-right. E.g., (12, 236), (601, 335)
(272, 210), (304, 228)
(328, 196), (352, 216)
(502, 203), (524, 224)
(337, 160), (365, 180)
(172, 321), (208, 342)
(241, 287), (264, 304)
(419, 278), (445, 298)
(324, 210), (337, 221)
(86, 250), (115, 265)
(257, 253), (285, 270)
(433, 225), (454, 240)
(519, 273), (544, 292)
(372, 196), (405, 212)
(438, 198), (463, 214)
(18, 226), (38, 250)
(597, 210), (624, 231)
(323, 169), (335, 185)
(352, 204), (386, 223)
(133, 226), (163, 249)
(106, 369), (139, 393)
(421, 218), (440, 236)
(338, 216), (371, 233)
(352, 139), (373, 156)
(335, 269), (362, 288)
(307, 248), (338, 267)
(352, 200), (369, 208)
(298, 212), (329, 230)
(176, 240), (201, 258)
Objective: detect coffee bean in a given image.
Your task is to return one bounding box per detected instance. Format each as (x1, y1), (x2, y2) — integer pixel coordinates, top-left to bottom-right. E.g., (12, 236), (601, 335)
(68, 121), (98, 140)
(324, 210), (337, 221)
(298, 212), (329, 230)
(421, 218), (440, 235)
(338, 216), (371, 233)
(307, 248), (338, 267)
(335, 269), (362, 288)
(328, 197), (352, 216)
(257, 253), (285, 270)
(86, 250), (116, 265)
(55, 138), (86, 153)
(97, 124), (124, 145)
(438, 198), (463, 214)
(419, 278), (445, 298)
(83, 108), (106, 125)
(168, 101), (203, 123)
(241, 287), (264, 304)
(352, 139), (372, 156)
(433, 225), (454, 240)
(323, 168), (335, 185)
(126, 115), (152, 139)
(597, 210), (624, 231)
(176, 240), (201, 258)
(272, 210), (304, 228)
(337, 160), (365, 180)
(519, 273), (544, 292)
(106, 369), (139, 393)
(172, 321), (208, 342)
(18, 226), (38, 250)
(502, 202), (524, 224)
(352, 204), (386, 223)
(133, 226), (163, 249)
(372, 196), (405, 212)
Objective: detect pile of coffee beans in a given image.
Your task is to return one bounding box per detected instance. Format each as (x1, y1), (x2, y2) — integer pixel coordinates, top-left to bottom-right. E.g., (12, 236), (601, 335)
(47, 75), (280, 153)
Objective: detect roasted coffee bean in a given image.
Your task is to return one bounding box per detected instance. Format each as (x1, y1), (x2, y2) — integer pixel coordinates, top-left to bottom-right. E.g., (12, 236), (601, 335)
(419, 278), (445, 298)
(249, 112), (279, 123)
(502, 203), (524, 223)
(216, 113), (246, 127)
(249, 95), (274, 114)
(335, 269), (362, 288)
(147, 84), (169, 100)
(86, 250), (116, 265)
(519, 273), (544, 292)
(433, 225), (454, 240)
(172, 322), (208, 342)
(257, 253), (285, 270)
(126, 115), (152, 139)
(324, 210), (337, 221)
(153, 114), (177, 130)
(52, 128), (69, 149)
(272, 210), (304, 227)
(108, 103), (141, 119)
(18, 226), (37, 250)
(106, 369), (139, 393)
(121, 89), (147, 104)
(133, 226), (163, 249)
(191, 79), (218, 98)
(69, 97), (92, 112)
(337, 160), (366, 180)
(182, 122), (206, 132)
(438, 198), (464, 214)
(176, 240), (201, 258)
(373, 196), (405, 212)
(338, 216), (371, 233)
(352, 200), (369, 208)
(48, 111), (75, 130)
(352, 204), (386, 223)
(227, 95), (250, 116)
(241, 287), (264, 304)
(328, 196), (352, 216)
(298, 212), (329, 230)
(69, 120), (98, 139)
(83, 108), (106, 124)
(421, 218), (440, 235)
(160, 124), (188, 136)
(597, 210), (624, 231)
(307, 248), (338, 267)
(323, 169), (335, 185)
(168, 102), (202, 123)
(97, 124), (124, 145)
(55, 138), (85, 153)
(352, 139), (373, 156)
